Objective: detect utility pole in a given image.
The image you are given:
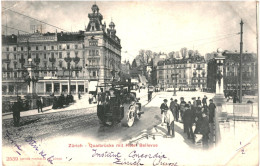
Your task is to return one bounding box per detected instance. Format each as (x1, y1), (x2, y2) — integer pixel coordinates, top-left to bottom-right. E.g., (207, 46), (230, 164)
(239, 19), (243, 103)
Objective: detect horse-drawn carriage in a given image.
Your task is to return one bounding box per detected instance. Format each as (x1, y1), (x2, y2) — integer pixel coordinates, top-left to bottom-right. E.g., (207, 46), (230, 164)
(96, 82), (143, 127)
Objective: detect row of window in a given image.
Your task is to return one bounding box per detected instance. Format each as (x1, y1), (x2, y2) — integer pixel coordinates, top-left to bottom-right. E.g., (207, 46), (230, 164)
(163, 64), (206, 68)
(3, 71), (81, 78)
(4, 44), (83, 52)
(89, 50), (99, 56)
(4, 60), (83, 69)
(4, 51), (80, 60)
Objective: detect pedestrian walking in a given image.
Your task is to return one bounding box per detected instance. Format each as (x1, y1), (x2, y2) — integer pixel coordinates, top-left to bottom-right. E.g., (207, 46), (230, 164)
(165, 108), (175, 137)
(179, 97), (186, 132)
(160, 99), (169, 126)
(12, 97), (23, 127)
(208, 99), (216, 145)
(208, 99), (216, 123)
(200, 112), (210, 149)
(202, 95), (207, 107)
(89, 94), (93, 104)
(196, 97), (202, 106)
(170, 98), (176, 120)
(183, 104), (195, 142)
(36, 97), (43, 113)
(179, 97), (186, 122)
(174, 99), (179, 122)
(194, 104), (203, 134)
(192, 97), (197, 107)
(52, 96), (58, 109)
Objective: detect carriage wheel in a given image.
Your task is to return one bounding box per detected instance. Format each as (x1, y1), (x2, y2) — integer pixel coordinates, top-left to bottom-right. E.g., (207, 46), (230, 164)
(127, 106), (135, 127)
(135, 108), (141, 120)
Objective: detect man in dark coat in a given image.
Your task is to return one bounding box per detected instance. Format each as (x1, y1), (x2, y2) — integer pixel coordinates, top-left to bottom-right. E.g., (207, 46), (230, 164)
(12, 98), (23, 127)
(174, 99), (179, 122)
(194, 105), (203, 134)
(196, 97), (202, 106)
(208, 99), (216, 145)
(160, 99), (169, 125)
(202, 95), (207, 107)
(179, 97), (186, 122)
(36, 97), (43, 113)
(169, 98), (176, 120)
(208, 99), (216, 124)
(183, 104), (194, 142)
(200, 112), (210, 149)
(179, 97), (186, 132)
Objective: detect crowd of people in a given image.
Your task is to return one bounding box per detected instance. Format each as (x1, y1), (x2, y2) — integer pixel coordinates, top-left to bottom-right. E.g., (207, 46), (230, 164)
(160, 95), (216, 149)
(52, 94), (74, 109)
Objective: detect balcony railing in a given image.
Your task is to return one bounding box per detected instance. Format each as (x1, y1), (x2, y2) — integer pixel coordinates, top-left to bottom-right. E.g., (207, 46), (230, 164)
(34, 58), (41, 64)
(38, 67), (58, 71)
(73, 57), (80, 64)
(89, 76), (99, 80)
(196, 67), (203, 70)
(72, 66), (82, 71)
(87, 65), (100, 69)
(19, 58), (25, 64)
(49, 57), (56, 63)
(2, 68), (13, 72)
(3, 59), (11, 63)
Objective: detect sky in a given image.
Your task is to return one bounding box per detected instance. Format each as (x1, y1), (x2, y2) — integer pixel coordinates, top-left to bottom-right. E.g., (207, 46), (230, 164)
(1, 1), (258, 62)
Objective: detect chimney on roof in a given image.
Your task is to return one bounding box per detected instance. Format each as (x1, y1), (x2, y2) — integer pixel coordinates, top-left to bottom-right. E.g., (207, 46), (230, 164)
(235, 50), (237, 52)
(61, 31), (63, 36)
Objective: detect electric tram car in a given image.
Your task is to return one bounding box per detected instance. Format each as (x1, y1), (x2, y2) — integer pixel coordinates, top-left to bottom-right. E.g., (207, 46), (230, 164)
(96, 82), (143, 127)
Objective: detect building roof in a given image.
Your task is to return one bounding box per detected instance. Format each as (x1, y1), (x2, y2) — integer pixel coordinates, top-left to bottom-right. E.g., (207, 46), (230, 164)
(57, 32), (84, 42)
(2, 35), (17, 45)
(223, 52), (256, 63)
(157, 56), (206, 66)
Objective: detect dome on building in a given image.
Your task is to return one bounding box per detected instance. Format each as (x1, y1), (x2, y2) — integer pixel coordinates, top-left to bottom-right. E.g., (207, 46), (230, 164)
(91, 4), (99, 13)
(109, 21), (115, 29)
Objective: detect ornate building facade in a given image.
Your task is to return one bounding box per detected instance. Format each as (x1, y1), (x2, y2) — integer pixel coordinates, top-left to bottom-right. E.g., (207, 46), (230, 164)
(2, 4), (121, 96)
(207, 52), (258, 95)
(157, 57), (207, 90)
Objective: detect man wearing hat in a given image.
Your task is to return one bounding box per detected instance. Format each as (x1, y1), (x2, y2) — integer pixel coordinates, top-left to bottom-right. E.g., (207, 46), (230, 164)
(174, 99), (179, 122)
(202, 95), (208, 107)
(179, 97), (186, 132)
(160, 99), (169, 125)
(183, 104), (195, 142)
(170, 98), (176, 121)
(208, 99), (216, 144)
(165, 106), (175, 137)
(192, 97), (197, 107)
(12, 97), (23, 127)
(196, 97), (202, 106)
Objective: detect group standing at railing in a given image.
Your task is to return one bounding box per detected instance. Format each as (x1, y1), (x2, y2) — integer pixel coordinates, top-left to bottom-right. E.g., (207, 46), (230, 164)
(160, 95), (216, 149)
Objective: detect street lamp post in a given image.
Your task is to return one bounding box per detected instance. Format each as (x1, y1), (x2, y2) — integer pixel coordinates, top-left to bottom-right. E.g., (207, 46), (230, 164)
(64, 57), (72, 95)
(24, 58), (39, 109)
(171, 73), (178, 96)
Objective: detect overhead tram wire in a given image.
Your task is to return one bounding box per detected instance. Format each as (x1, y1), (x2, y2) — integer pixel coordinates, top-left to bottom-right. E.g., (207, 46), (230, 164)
(2, 7), (69, 32)
(2, 25), (30, 34)
(123, 32), (241, 53)
(194, 33), (240, 47)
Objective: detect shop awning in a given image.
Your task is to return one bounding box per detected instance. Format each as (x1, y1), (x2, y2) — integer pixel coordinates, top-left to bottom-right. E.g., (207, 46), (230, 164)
(131, 79), (139, 84)
(89, 81), (98, 92)
(139, 75), (148, 85)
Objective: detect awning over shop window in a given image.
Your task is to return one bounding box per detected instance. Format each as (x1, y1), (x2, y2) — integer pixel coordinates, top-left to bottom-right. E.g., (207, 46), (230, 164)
(139, 75), (148, 85)
(89, 81), (98, 92)
(131, 79), (139, 84)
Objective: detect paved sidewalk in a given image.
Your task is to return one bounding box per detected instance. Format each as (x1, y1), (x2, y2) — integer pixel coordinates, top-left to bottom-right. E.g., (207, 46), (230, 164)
(2, 94), (97, 120)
